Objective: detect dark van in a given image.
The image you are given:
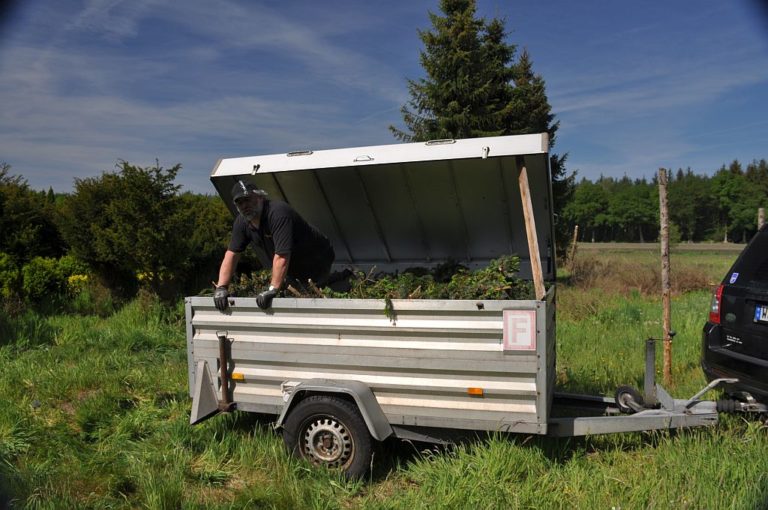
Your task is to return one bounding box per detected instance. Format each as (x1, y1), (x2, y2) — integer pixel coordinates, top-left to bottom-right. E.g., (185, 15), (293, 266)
(702, 225), (768, 403)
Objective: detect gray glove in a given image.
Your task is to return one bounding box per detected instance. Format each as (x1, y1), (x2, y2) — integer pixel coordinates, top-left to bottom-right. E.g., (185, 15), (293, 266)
(214, 286), (229, 311)
(256, 286), (278, 310)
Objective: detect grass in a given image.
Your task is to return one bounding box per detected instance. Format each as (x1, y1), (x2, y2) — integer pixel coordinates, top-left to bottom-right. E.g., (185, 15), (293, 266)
(1, 248), (767, 509)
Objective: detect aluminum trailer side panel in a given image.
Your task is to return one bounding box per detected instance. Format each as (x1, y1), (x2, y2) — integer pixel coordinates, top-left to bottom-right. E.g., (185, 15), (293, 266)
(186, 289), (555, 435)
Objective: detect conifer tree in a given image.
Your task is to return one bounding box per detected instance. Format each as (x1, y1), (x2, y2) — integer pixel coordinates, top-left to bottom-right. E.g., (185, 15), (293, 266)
(391, 0), (492, 141)
(391, 0), (574, 254)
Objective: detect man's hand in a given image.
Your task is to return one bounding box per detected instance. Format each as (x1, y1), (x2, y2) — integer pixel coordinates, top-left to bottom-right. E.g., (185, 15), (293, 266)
(256, 286), (278, 310)
(214, 286), (229, 311)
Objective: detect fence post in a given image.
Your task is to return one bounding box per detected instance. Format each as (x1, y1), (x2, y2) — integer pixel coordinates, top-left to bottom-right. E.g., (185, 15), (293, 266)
(759, 208), (765, 231)
(658, 168), (672, 385)
(568, 224), (579, 272)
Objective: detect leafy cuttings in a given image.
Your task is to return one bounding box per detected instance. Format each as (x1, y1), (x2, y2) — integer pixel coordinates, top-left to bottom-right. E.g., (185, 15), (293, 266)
(230, 255), (534, 301)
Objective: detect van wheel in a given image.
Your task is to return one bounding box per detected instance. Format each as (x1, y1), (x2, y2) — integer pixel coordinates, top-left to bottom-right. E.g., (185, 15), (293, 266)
(282, 395), (372, 479)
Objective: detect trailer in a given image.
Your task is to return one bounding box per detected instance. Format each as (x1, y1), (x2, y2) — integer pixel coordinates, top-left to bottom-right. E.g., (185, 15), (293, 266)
(186, 133), (760, 478)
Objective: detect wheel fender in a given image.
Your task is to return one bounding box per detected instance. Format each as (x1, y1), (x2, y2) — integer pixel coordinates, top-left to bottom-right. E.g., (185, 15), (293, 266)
(276, 379), (393, 441)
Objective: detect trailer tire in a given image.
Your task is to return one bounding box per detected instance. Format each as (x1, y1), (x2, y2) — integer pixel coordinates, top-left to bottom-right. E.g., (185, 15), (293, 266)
(282, 395), (372, 479)
(615, 385), (644, 414)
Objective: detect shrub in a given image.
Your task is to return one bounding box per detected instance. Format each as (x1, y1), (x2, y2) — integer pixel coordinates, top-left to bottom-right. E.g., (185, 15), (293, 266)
(19, 255), (89, 303)
(0, 252), (20, 300)
(57, 254), (88, 280)
(0, 163), (64, 263)
(21, 257), (61, 303)
(58, 162), (193, 297)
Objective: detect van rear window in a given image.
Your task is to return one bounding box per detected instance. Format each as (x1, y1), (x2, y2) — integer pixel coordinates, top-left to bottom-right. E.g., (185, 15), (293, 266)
(741, 229), (768, 287)
(753, 258), (768, 285)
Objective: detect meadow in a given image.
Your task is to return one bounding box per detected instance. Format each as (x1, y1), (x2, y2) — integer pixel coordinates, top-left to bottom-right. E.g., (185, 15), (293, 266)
(1, 246), (767, 509)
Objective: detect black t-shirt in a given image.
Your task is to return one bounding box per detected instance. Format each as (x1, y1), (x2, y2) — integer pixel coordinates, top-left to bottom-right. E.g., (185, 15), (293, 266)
(228, 200), (333, 280)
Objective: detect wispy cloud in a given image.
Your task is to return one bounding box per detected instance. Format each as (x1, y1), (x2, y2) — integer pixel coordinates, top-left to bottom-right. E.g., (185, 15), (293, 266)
(65, 0), (162, 40)
(552, 44), (768, 129)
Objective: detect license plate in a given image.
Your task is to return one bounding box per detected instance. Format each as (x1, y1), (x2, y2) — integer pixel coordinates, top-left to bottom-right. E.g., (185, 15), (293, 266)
(755, 304), (768, 323)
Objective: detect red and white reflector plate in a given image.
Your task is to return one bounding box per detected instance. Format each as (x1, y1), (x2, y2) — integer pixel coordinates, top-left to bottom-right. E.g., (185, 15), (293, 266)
(502, 310), (536, 351)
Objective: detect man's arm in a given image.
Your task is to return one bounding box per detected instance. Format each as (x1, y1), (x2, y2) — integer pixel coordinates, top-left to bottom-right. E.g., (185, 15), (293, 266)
(270, 253), (290, 289)
(255, 253), (289, 310)
(217, 250), (241, 287)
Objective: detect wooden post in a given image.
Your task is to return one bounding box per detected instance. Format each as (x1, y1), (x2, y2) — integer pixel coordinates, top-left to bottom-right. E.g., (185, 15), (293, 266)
(568, 224), (579, 271)
(759, 208), (765, 231)
(658, 168), (672, 385)
(517, 156), (546, 300)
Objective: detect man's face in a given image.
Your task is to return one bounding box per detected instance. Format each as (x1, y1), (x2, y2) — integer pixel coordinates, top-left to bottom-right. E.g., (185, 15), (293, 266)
(234, 194), (263, 221)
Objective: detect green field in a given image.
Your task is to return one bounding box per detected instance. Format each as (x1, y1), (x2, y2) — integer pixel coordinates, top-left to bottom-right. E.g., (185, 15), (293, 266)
(1, 248), (767, 509)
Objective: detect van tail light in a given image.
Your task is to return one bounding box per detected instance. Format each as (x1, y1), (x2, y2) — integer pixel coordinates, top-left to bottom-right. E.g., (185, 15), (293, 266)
(709, 284), (724, 324)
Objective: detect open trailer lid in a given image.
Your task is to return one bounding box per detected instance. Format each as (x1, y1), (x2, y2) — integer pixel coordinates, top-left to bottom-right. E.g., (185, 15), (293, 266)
(211, 133), (555, 280)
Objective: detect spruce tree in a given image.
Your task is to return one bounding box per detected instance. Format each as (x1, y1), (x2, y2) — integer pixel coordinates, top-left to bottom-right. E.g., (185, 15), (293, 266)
(390, 0), (496, 142)
(390, 0), (574, 255)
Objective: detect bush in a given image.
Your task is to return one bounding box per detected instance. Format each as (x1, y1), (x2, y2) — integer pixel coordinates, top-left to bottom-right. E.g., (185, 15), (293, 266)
(0, 252), (20, 300)
(58, 162), (194, 297)
(21, 257), (61, 303)
(20, 255), (90, 304)
(57, 255), (88, 280)
(17, 254), (101, 313)
(0, 163), (64, 263)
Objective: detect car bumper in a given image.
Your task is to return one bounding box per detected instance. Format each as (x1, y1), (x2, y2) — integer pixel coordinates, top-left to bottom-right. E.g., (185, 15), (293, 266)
(702, 322), (768, 402)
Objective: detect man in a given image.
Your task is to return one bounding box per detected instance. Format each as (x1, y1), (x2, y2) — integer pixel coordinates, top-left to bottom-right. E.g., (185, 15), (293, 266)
(214, 180), (334, 311)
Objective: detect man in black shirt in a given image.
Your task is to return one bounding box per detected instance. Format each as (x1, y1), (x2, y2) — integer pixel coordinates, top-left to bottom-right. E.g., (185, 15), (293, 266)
(214, 180), (334, 311)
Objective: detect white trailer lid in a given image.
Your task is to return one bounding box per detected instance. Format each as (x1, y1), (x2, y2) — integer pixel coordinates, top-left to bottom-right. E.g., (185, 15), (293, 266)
(210, 133), (555, 280)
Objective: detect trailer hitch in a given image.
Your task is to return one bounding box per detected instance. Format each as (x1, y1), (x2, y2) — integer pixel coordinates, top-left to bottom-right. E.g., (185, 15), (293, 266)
(684, 378), (738, 409)
(716, 392), (768, 414)
(616, 336), (736, 414)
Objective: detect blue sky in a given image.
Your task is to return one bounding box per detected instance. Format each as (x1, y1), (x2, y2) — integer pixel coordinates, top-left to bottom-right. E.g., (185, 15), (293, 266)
(1, 1), (767, 194)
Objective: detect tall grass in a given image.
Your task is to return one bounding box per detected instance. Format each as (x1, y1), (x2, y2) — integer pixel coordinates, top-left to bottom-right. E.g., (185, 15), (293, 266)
(1, 248), (766, 508)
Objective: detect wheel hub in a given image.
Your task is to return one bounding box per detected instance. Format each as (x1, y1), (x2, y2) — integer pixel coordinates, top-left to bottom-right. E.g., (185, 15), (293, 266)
(302, 417), (354, 467)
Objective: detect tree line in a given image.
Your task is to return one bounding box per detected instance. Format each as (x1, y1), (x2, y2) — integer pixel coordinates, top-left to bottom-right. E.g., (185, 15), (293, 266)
(564, 159), (768, 244)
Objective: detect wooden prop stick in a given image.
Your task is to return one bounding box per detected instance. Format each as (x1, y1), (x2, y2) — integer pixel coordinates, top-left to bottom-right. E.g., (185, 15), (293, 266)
(516, 156), (546, 300)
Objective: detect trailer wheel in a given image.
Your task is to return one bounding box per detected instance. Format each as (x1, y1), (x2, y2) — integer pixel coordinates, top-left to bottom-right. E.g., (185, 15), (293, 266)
(615, 385), (644, 414)
(282, 395), (372, 479)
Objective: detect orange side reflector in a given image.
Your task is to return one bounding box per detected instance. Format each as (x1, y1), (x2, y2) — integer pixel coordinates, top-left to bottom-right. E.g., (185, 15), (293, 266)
(231, 372), (245, 382)
(467, 387), (484, 397)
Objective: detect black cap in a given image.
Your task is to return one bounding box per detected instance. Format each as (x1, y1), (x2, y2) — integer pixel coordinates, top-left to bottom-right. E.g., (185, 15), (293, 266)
(231, 180), (262, 201)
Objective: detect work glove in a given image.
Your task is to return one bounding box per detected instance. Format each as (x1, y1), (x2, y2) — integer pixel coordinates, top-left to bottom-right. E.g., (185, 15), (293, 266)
(214, 286), (229, 312)
(256, 286), (278, 310)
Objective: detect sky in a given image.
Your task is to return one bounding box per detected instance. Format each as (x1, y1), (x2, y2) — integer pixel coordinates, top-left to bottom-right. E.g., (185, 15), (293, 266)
(1, 0), (767, 194)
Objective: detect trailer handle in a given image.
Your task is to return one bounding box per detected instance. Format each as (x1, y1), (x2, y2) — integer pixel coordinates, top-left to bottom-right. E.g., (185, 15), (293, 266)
(216, 331), (236, 413)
